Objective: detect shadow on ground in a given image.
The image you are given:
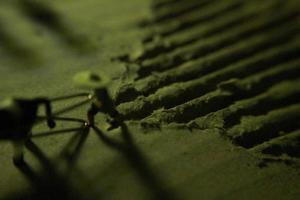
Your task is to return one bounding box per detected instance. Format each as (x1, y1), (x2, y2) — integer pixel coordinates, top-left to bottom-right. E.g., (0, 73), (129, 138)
(4, 125), (93, 200)
(4, 123), (178, 200)
(92, 123), (180, 200)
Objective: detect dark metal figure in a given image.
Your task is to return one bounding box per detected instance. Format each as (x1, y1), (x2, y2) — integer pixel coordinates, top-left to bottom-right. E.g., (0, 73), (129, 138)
(0, 97), (55, 165)
(73, 71), (122, 130)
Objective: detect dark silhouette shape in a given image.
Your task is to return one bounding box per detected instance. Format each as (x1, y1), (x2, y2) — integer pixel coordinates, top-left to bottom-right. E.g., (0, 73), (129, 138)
(73, 71), (122, 130)
(0, 91), (92, 165)
(11, 140), (94, 200)
(87, 89), (122, 130)
(30, 120), (90, 176)
(0, 21), (40, 65)
(34, 92), (90, 125)
(34, 116), (88, 138)
(0, 98), (56, 165)
(92, 123), (180, 200)
(18, 0), (95, 52)
(61, 125), (90, 173)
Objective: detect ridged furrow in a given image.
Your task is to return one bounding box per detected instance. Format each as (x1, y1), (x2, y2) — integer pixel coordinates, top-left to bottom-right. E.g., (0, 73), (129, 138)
(137, 0), (286, 61)
(115, 20), (300, 104)
(141, 67), (300, 125)
(152, 0), (213, 23)
(116, 39), (300, 119)
(228, 103), (300, 149)
(144, 0), (232, 42)
(135, 22), (300, 95)
(250, 130), (300, 158)
(115, 0), (300, 159)
(152, 0), (241, 37)
(137, 0), (255, 61)
(140, 10), (299, 75)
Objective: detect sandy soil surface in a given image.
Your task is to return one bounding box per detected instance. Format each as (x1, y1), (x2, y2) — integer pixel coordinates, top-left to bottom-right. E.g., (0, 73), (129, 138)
(0, 0), (299, 199)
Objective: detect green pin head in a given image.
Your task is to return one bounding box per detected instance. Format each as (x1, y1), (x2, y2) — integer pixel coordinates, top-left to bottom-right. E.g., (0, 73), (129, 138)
(73, 70), (111, 89)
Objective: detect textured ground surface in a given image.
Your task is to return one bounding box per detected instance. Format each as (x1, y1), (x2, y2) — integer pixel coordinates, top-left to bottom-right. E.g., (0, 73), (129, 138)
(0, 0), (299, 199)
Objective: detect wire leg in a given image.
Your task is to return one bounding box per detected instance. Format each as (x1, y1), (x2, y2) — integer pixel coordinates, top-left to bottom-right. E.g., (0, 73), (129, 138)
(32, 127), (83, 138)
(37, 116), (86, 124)
(54, 99), (91, 116)
(50, 93), (90, 102)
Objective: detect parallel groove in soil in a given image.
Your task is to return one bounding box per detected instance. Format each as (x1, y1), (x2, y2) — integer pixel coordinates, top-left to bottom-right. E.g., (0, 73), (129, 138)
(116, 20), (300, 103)
(115, 0), (300, 158)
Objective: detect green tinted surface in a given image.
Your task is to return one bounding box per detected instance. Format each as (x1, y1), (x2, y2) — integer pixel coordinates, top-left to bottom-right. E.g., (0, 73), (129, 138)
(0, 1), (299, 200)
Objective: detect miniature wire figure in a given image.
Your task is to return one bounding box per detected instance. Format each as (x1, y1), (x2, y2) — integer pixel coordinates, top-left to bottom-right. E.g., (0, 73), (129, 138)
(0, 97), (56, 165)
(73, 71), (123, 130)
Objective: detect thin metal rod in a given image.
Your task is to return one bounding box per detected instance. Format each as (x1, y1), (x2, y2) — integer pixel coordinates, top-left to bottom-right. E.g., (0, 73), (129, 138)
(54, 98), (91, 116)
(37, 116), (86, 123)
(32, 127), (83, 138)
(34, 99), (90, 125)
(50, 93), (90, 102)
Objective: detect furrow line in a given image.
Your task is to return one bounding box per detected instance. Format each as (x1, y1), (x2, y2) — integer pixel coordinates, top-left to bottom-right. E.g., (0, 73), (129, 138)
(143, 0), (237, 43)
(116, 40), (300, 119)
(153, 0), (241, 37)
(115, 30), (300, 105)
(152, 0), (213, 23)
(140, 10), (299, 75)
(136, 0), (284, 61)
(228, 103), (300, 149)
(249, 129), (300, 158)
(141, 69), (300, 126)
(188, 75), (300, 129)
(137, 22), (300, 94)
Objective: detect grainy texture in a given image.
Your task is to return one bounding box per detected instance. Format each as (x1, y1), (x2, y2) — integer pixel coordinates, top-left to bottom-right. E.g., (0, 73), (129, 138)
(0, 0), (300, 200)
(115, 0), (300, 161)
